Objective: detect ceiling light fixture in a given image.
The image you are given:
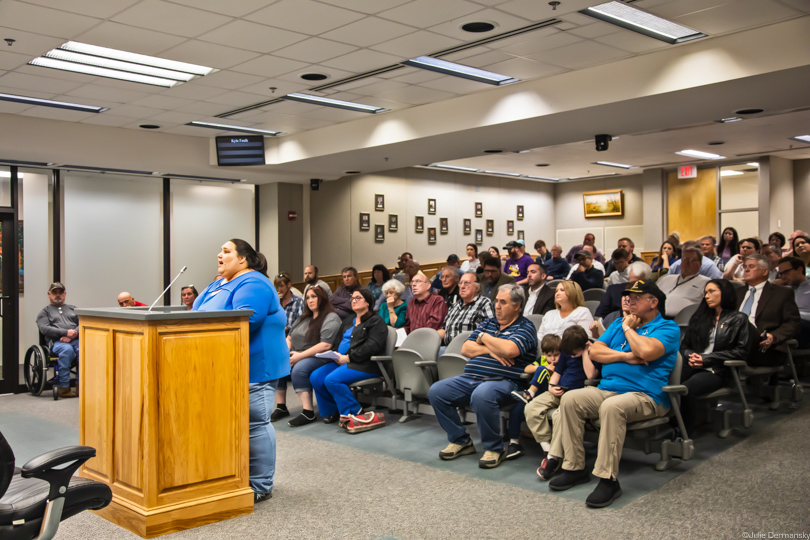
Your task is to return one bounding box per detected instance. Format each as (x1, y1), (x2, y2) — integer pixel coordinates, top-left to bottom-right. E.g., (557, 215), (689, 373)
(430, 164), (479, 172)
(524, 175), (563, 182)
(746, 162), (760, 167)
(0, 92), (108, 113)
(186, 121), (282, 136)
(283, 93), (387, 113)
(720, 170), (744, 176)
(715, 117), (742, 123)
(790, 135), (810, 144)
(483, 170), (521, 177)
(676, 149), (725, 160)
(594, 161), (634, 169)
(568, 173), (619, 180)
(580, 1), (706, 44)
(30, 57), (181, 87)
(402, 56), (519, 85)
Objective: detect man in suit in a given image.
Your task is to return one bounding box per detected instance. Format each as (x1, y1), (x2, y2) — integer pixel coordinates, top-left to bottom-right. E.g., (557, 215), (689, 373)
(736, 254), (801, 366)
(523, 262), (555, 316)
(480, 257), (516, 302)
(595, 261), (653, 320)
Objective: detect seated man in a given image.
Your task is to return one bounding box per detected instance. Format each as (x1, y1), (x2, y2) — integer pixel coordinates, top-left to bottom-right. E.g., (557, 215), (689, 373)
(404, 273), (448, 333)
(428, 284), (538, 469)
(534, 239), (551, 263)
(760, 244), (782, 282)
(723, 238), (760, 281)
(480, 257), (516, 301)
(669, 240), (723, 279)
(36, 282), (80, 399)
(117, 291), (147, 307)
(392, 252), (413, 277)
(549, 280), (680, 508)
(568, 250), (604, 291)
(545, 244), (571, 280)
(699, 235), (724, 270)
(303, 265), (332, 298)
(565, 233), (606, 264)
(566, 245), (606, 277)
(595, 261), (653, 323)
(523, 263), (555, 316)
(605, 248), (632, 286)
(656, 245), (711, 317)
(736, 254), (801, 366)
(603, 237), (641, 277)
(437, 266), (461, 306)
(776, 256), (810, 348)
(331, 267), (363, 320)
(431, 254), (461, 290)
(440, 272), (494, 348)
(503, 241), (535, 283)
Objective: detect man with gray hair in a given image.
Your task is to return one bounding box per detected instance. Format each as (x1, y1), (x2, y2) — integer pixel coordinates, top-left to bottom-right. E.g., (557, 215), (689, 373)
(595, 261), (652, 320)
(668, 240), (723, 279)
(437, 265), (461, 306)
(439, 271), (494, 348)
(656, 245), (711, 317)
(428, 283), (538, 469)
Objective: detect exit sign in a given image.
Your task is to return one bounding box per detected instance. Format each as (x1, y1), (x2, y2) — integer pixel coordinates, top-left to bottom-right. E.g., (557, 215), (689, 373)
(678, 165), (697, 179)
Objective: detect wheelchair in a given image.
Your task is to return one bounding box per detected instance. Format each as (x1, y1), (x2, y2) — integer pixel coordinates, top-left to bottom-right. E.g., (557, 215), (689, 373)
(23, 333), (79, 401)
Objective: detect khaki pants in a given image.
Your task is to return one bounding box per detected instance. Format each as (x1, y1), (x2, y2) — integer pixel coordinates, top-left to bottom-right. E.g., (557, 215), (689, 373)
(525, 391), (561, 448)
(558, 386), (668, 480)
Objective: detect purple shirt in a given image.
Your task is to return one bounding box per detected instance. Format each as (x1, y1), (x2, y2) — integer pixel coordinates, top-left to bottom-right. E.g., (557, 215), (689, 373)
(503, 253), (535, 281)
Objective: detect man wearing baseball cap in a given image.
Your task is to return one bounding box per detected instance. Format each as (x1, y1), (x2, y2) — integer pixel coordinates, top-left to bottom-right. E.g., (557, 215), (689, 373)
(547, 279), (679, 508)
(503, 240), (534, 283)
(35, 282), (80, 398)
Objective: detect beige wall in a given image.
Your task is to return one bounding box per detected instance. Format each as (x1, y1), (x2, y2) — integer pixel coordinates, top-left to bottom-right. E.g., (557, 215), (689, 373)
(795, 159), (810, 234)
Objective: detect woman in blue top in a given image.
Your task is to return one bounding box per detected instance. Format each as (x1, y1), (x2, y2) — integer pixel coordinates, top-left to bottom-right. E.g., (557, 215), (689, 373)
(193, 238), (290, 503)
(650, 240), (678, 279)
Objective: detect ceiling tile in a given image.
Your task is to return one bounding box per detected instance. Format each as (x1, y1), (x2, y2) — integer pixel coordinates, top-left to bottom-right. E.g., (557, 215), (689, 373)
(265, 115), (335, 132)
(75, 22), (189, 57)
(389, 68), (444, 84)
(481, 57), (566, 80)
(352, 96), (410, 111)
(261, 100), (322, 115)
(18, 106), (95, 122)
(84, 76), (166, 93)
(246, 0), (366, 35)
(175, 101), (232, 116)
(275, 65), (354, 85)
(497, 0), (570, 20)
(273, 38), (359, 64)
(321, 91), (363, 101)
(204, 91), (268, 107)
(0, 1), (101, 39)
(417, 76), (493, 94)
(330, 76), (387, 92)
(300, 106), (366, 122)
(445, 49), (516, 69)
(559, 12), (597, 26)
(15, 64), (107, 84)
(65, 84), (153, 103)
(111, 0), (233, 38)
(79, 113), (139, 127)
(22, 0), (141, 18)
(494, 28), (580, 54)
(427, 8), (534, 40)
(0, 72), (84, 94)
(378, 0), (482, 27)
(673, 0), (801, 36)
(321, 18), (417, 48)
(371, 30), (462, 57)
(121, 120), (179, 131)
(131, 94), (197, 110)
(0, 26), (66, 57)
(193, 70), (267, 90)
(647, 0), (740, 19)
(238, 79), (310, 98)
(532, 40), (630, 69)
(0, 51), (35, 71)
(594, 32), (669, 54)
(0, 101), (34, 114)
(161, 124), (212, 137)
(104, 104), (167, 119)
(197, 20), (308, 54)
(166, 0), (278, 17)
(317, 0), (412, 14)
(158, 83), (229, 101)
(567, 22), (623, 39)
(160, 40), (260, 69)
(349, 79), (410, 96)
(321, 49), (402, 72)
(144, 110), (201, 124)
(0, 85), (57, 100)
(230, 56), (310, 77)
(375, 85), (456, 105)
(470, 0), (512, 5)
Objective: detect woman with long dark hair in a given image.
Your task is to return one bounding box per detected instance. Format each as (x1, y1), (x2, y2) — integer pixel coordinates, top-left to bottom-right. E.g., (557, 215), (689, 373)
(679, 279), (750, 430)
(366, 264), (390, 302)
(461, 243), (480, 273)
(650, 240), (678, 278)
(791, 235), (810, 275)
(717, 227), (739, 265)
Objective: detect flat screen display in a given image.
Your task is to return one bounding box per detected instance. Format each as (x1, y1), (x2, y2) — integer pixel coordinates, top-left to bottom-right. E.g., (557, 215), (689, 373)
(215, 135), (265, 166)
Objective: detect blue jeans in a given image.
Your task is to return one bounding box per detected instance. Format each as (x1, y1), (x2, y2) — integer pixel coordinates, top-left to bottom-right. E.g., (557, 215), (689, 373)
(276, 356), (331, 393)
(249, 380), (278, 495)
(508, 401), (526, 440)
(51, 340), (79, 387)
(310, 363), (370, 416)
(428, 374), (518, 453)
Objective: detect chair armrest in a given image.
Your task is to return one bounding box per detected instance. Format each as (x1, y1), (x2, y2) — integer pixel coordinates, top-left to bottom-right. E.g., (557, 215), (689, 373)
(785, 339), (798, 349)
(663, 384), (688, 395)
(414, 360), (437, 367)
(438, 353), (468, 363)
(22, 445), (96, 500)
(520, 372), (531, 379)
(584, 379), (600, 386)
(723, 360), (747, 367)
(371, 355), (392, 363)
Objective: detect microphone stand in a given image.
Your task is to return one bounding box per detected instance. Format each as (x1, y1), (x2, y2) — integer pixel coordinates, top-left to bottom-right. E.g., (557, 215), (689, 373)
(148, 266), (187, 312)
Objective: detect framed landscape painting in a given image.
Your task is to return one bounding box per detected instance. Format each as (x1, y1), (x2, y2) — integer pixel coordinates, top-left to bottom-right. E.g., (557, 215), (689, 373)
(583, 189), (623, 218)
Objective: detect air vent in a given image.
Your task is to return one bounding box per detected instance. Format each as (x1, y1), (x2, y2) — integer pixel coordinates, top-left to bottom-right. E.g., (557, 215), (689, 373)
(62, 165), (157, 175)
(216, 97), (285, 119)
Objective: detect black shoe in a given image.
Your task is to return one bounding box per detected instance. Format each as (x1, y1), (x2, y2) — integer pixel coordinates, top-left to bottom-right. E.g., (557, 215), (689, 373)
(505, 442), (523, 460)
(270, 407), (289, 422)
(586, 478), (622, 508)
(254, 491), (272, 503)
(288, 411), (317, 427)
(510, 390), (532, 404)
(537, 456), (561, 481)
(323, 413), (340, 424)
(548, 468), (591, 491)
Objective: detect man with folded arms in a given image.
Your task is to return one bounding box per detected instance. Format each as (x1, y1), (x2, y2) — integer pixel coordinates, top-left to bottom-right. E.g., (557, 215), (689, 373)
(548, 280), (679, 508)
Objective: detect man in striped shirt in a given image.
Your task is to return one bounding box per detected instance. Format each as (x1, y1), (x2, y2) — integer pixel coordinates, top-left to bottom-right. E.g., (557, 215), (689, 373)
(428, 283), (538, 469)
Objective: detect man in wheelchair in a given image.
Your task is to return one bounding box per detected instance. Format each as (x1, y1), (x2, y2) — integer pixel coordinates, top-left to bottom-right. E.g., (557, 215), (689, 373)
(35, 282), (79, 399)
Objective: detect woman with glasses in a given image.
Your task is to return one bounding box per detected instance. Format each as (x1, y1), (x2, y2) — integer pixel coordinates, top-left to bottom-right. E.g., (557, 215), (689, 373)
(274, 272), (304, 331)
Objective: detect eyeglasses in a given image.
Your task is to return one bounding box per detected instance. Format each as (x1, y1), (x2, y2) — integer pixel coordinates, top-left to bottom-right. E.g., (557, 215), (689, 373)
(625, 294), (653, 303)
(350, 296), (365, 302)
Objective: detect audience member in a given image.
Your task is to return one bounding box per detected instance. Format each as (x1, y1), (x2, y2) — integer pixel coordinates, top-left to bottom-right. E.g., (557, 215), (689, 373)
(698, 236), (724, 270)
(180, 285), (198, 310)
(536, 281), (594, 341)
(595, 262), (652, 323)
(438, 266), (461, 306)
(568, 249), (605, 291)
(275, 272), (304, 330)
(775, 257), (810, 348)
(431, 255), (461, 290)
(545, 244), (571, 280)
(379, 279), (408, 329)
(605, 248), (632, 286)
(760, 244), (782, 282)
(656, 246), (711, 317)
(303, 265), (332, 298)
(566, 245), (605, 277)
(679, 280), (751, 430)
(461, 243), (480, 273)
(723, 237), (760, 281)
(604, 238), (641, 277)
(717, 227), (740, 265)
(394, 259), (421, 289)
(791, 235), (810, 275)
(481, 257), (516, 301)
(332, 267), (363, 320)
(669, 240), (723, 279)
(535, 239), (551, 263)
(736, 254), (801, 366)
(404, 273), (448, 333)
(439, 272), (494, 347)
(273, 287), (342, 426)
(549, 280), (679, 508)
(591, 295), (631, 339)
(428, 284), (537, 469)
(769, 232), (786, 253)
(785, 230), (808, 256)
(503, 240), (535, 282)
(523, 263), (555, 316)
(366, 264), (390, 302)
(392, 252), (413, 277)
(488, 246), (501, 261)
(36, 282), (79, 399)
(565, 233), (605, 264)
(650, 240), (678, 278)
(117, 291), (146, 307)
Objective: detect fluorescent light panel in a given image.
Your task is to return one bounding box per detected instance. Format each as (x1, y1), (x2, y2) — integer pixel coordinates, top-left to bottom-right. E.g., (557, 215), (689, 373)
(30, 57), (180, 87)
(284, 93), (386, 113)
(525, 175), (563, 181)
(568, 173), (619, 180)
(186, 122), (281, 136)
(595, 161), (634, 169)
(581, 1), (706, 44)
(676, 149), (725, 160)
(403, 56), (519, 86)
(430, 164), (479, 172)
(60, 42), (215, 76)
(746, 162), (760, 167)
(45, 50), (195, 82)
(791, 135), (810, 144)
(483, 170), (521, 177)
(0, 92), (108, 113)
(720, 170), (744, 176)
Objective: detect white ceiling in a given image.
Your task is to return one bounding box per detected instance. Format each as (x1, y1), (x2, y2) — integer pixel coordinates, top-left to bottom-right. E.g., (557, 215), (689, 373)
(0, 0), (809, 182)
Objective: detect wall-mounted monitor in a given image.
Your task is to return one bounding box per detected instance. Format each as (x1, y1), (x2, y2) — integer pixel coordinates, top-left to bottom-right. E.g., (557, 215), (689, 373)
(215, 135), (265, 166)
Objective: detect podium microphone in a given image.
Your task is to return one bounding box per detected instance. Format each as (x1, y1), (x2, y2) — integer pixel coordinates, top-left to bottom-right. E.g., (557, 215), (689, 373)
(148, 266), (188, 312)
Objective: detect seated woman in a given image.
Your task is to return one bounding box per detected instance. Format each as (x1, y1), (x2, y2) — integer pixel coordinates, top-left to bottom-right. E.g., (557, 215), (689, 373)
(536, 280), (594, 342)
(272, 287), (342, 426)
(274, 271), (303, 330)
(679, 279), (750, 430)
(461, 243), (480, 273)
(650, 240), (679, 279)
(366, 264), (390, 303)
(310, 288), (389, 428)
(180, 285), (198, 311)
(791, 235), (810, 276)
(378, 279), (407, 328)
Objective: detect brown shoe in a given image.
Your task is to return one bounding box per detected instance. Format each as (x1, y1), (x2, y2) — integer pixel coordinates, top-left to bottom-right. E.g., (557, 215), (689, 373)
(58, 387), (78, 398)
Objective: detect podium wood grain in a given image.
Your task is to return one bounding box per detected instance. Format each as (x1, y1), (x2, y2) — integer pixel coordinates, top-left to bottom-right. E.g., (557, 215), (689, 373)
(78, 314), (253, 538)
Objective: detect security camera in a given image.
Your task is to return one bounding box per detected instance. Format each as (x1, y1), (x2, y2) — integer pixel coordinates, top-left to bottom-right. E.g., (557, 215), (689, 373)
(595, 134), (612, 152)
(310, 179), (321, 191)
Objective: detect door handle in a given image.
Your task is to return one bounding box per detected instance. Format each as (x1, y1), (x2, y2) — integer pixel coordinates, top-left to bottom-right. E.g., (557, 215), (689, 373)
(0, 296), (10, 318)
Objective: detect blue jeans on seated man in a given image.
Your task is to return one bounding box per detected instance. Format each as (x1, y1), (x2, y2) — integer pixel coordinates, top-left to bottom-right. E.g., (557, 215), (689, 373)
(310, 363), (372, 417)
(249, 379), (278, 496)
(51, 340), (80, 387)
(428, 373), (518, 453)
(276, 356), (331, 393)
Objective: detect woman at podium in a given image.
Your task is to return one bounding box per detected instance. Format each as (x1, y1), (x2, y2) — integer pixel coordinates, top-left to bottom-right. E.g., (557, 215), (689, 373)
(193, 239), (290, 503)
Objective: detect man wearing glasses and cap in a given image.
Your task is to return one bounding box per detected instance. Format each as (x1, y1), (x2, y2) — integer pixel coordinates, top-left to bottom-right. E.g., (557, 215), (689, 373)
(547, 280), (679, 508)
(36, 282), (80, 398)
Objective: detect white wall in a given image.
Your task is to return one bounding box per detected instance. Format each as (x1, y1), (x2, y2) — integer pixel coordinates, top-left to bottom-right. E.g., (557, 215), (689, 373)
(795, 159), (810, 234)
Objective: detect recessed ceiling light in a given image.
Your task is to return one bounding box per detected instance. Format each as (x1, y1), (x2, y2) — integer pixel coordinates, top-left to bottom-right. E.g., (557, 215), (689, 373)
(483, 170), (521, 177)
(594, 161), (634, 169)
(430, 164), (479, 172)
(284, 93), (387, 113)
(461, 21), (496, 33)
(139, 124), (161, 129)
(344, 170), (361, 174)
(402, 56), (519, 85)
(580, 1), (706, 44)
(568, 173), (620, 180)
(300, 73), (328, 81)
(715, 117), (742, 123)
(734, 108), (764, 115)
(676, 149), (725, 159)
(746, 162), (760, 167)
(0, 92), (108, 113)
(720, 170), (744, 176)
(707, 141), (725, 146)
(186, 121), (282, 136)
(535, 163), (550, 167)
(483, 149), (503, 153)
(513, 150), (530, 154)
(790, 135), (810, 144)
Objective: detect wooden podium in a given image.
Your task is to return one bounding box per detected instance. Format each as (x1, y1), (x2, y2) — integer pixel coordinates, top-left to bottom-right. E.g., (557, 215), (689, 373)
(75, 307), (255, 538)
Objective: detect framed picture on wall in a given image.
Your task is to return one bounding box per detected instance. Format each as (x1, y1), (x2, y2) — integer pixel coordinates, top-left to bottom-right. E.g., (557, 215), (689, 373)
(486, 219), (494, 235)
(506, 220), (514, 235)
(415, 215), (424, 233)
(428, 227), (437, 244)
(475, 202), (483, 217)
(440, 217), (448, 234)
(463, 218), (471, 235)
(517, 230), (525, 241)
(375, 224), (385, 242)
(428, 198), (436, 215)
(475, 229), (483, 245)
(388, 213), (398, 232)
(583, 189), (623, 218)
(359, 212), (370, 230)
(375, 193), (385, 211)
(517, 205), (524, 220)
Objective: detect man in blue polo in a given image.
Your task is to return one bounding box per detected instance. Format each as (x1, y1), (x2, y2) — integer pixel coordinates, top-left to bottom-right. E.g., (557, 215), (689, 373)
(428, 283), (538, 469)
(547, 280), (679, 508)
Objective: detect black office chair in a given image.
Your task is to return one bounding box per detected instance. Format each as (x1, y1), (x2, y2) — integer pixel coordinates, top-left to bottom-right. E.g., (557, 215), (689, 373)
(23, 332), (78, 400)
(0, 430), (112, 540)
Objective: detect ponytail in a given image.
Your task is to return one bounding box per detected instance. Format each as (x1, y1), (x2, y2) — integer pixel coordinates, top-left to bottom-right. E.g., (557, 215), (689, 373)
(229, 238), (268, 277)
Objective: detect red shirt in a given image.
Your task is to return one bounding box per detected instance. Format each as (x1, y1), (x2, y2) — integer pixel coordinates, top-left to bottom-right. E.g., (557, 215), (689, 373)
(134, 301), (147, 306)
(404, 293), (447, 333)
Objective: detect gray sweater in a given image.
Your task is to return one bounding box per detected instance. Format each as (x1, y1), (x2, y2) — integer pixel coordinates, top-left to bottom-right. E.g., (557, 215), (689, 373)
(36, 304), (79, 341)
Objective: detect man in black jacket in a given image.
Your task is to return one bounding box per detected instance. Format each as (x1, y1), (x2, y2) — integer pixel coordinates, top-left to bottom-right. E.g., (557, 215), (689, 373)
(569, 251), (604, 291)
(522, 263), (555, 316)
(595, 261), (653, 320)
